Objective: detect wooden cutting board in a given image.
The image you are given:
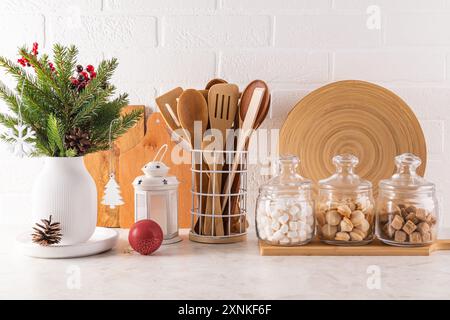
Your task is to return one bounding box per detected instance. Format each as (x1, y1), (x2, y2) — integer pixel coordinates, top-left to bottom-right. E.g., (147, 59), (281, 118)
(84, 105), (145, 227)
(279, 80), (427, 195)
(259, 238), (450, 256)
(118, 112), (192, 228)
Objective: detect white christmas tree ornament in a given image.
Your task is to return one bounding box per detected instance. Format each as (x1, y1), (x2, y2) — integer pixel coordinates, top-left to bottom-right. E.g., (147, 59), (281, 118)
(101, 119), (125, 209)
(101, 173), (124, 209)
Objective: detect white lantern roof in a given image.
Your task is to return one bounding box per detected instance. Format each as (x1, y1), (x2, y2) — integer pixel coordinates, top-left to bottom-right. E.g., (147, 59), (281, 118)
(133, 159), (179, 191)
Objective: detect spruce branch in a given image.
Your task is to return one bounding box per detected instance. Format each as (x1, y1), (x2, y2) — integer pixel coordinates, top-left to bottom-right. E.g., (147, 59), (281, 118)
(47, 114), (65, 156)
(0, 43), (142, 157)
(0, 80), (21, 112)
(73, 58), (118, 111)
(19, 47), (63, 101)
(72, 85), (116, 126)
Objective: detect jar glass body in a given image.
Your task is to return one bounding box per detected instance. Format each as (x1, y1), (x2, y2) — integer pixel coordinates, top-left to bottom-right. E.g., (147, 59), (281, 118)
(255, 156), (314, 246)
(316, 189), (375, 245)
(316, 154), (375, 245)
(376, 190), (438, 246)
(376, 153), (438, 247)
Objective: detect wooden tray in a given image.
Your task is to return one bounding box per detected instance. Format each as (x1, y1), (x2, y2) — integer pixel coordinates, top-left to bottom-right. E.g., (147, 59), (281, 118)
(259, 238), (450, 256)
(279, 80), (427, 195)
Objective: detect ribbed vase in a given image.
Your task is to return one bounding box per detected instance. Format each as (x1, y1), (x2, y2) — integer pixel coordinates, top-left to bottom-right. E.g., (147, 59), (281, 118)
(31, 157), (97, 245)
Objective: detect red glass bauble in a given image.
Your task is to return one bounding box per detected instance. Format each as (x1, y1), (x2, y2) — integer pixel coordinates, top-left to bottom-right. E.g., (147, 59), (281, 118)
(128, 219), (163, 255)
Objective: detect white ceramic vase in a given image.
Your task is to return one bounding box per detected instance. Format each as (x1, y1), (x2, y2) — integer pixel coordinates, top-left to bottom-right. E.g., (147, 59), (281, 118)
(31, 157), (97, 245)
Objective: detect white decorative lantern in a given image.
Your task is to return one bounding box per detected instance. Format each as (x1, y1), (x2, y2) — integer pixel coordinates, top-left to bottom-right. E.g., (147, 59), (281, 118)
(133, 145), (181, 244)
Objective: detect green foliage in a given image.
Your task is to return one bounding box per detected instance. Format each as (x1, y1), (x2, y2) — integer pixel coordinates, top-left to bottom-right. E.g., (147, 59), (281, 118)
(0, 43), (143, 157)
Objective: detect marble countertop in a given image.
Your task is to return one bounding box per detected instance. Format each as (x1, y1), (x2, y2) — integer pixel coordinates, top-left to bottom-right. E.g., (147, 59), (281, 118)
(2, 226), (450, 300)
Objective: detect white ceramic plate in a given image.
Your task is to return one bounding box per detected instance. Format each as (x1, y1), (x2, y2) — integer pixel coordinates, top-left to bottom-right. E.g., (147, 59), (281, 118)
(16, 227), (119, 259)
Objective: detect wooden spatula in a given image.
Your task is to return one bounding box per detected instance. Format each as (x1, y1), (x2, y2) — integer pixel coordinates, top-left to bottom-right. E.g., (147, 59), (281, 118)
(221, 87), (265, 213)
(226, 81), (271, 230)
(155, 87), (183, 132)
(202, 83), (239, 236)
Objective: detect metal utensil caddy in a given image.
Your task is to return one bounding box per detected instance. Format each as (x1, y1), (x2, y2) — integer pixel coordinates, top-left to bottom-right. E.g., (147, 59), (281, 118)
(189, 149), (248, 243)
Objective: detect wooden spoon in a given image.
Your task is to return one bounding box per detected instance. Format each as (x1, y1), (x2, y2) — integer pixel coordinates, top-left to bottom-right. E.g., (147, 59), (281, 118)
(239, 80), (270, 129)
(177, 89), (209, 235)
(205, 78), (227, 90)
(177, 89), (208, 148)
(201, 138), (225, 237)
(199, 79), (228, 102)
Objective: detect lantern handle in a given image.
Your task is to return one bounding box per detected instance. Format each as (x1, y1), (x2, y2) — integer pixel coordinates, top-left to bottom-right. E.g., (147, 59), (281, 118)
(153, 144), (168, 163)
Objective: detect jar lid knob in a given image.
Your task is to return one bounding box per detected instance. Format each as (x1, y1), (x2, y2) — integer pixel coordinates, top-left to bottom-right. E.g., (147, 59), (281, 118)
(395, 153), (421, 168)
(332, 153), (359, 167)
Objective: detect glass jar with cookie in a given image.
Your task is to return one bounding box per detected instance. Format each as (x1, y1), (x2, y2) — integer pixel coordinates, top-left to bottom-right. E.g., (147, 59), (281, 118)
(316, 154), (375, 245)
(376, 153), (438, 247)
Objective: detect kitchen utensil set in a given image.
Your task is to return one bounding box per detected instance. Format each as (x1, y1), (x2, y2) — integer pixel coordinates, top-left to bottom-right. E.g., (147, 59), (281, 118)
(155, 79), (270, 240)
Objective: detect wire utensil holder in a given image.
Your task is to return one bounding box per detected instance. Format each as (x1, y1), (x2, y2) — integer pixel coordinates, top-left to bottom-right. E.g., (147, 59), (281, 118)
(189, 149), (248, 243)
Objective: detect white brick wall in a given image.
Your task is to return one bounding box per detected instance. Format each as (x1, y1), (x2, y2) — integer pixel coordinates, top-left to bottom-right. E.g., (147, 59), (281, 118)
(0, 0), (449, 227)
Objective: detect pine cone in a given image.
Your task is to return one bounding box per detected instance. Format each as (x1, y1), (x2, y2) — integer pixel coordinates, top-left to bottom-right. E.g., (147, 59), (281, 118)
(65, 127), (91, 155)
(31, 215), (62, 246)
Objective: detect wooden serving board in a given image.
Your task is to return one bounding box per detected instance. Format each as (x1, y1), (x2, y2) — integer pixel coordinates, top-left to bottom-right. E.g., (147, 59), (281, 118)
(280, 80), (426, 196)
(259, 238), (450, 256)
(118, 112), (191, 228)
(84, 105), (145, 227)
(85, 108), (191, 228)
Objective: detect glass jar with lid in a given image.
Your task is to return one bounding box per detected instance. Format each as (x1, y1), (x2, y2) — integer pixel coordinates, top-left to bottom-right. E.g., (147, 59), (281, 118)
(376, 153), (438, 247)
(255, 155), (314, 246)
(316, 154), (375, 245)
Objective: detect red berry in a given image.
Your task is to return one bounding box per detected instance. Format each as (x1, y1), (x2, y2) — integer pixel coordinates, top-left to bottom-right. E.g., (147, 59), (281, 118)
(76, 65), (83, 73)
(90, 71), (97, 79)
(18, 57), (30, 67)
(32, 42), (38, 55)
(86, 65), (94, 73)
(48, 62), (55, 72)
(70, 77), (79, 85)
(81, 71), (89, 80)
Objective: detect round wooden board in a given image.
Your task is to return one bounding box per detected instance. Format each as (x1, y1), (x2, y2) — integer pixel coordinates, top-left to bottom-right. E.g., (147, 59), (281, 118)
(280, 80), (426, 194)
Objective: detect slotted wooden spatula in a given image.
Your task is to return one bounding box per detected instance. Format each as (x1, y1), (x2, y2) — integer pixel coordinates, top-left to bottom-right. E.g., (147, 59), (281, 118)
(202, 83), (239, 236)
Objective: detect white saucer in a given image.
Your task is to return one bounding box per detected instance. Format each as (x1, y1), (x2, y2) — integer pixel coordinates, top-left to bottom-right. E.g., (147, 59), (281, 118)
(16, 227), (119, 259)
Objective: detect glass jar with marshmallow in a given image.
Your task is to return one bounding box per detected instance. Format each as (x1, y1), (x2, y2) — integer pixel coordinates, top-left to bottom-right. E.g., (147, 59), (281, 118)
(255, 155), (315, 246)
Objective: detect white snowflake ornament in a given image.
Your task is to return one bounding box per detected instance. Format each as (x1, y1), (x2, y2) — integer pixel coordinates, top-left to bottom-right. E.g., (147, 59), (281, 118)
(2, 124), (36, 158)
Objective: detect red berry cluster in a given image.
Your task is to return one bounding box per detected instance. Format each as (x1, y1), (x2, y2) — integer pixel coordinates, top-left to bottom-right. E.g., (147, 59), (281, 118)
(70, 64), (96, 92)
(17, 42), (55, 73)
(18, 42), (39, 67)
